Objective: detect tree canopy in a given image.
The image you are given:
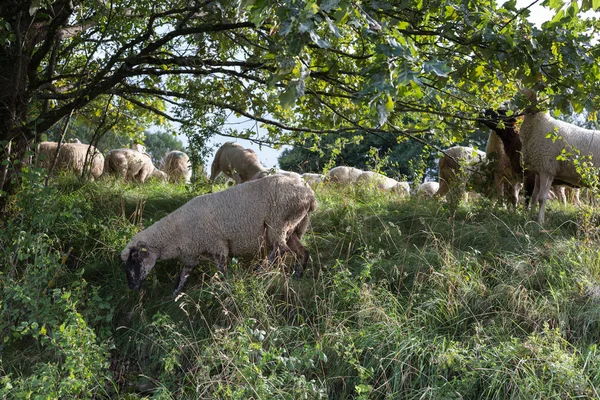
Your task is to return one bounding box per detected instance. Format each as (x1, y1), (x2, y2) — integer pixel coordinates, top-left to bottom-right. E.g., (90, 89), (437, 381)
(1, 0), (600, 192)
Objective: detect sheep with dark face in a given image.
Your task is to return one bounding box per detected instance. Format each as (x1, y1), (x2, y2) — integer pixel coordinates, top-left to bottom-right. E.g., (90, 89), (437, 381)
(209, 142), (267, 184)
(481, 107), (583, 218)
(121, 174), (317, 295)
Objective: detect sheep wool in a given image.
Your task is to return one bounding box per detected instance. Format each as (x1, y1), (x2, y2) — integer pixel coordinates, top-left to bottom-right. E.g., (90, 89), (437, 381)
(520, 111), (600, 223)
(357, 171), (410, 195)
(435, 146), (487, 200)
(210, 142), (267, 184)
(103, 148), (156, 182)
(122, 174), (318, 295)
(36, 141), (104, 179)
(417, 181), (440, 198)
(160, 150), (192, 183)
(326, 166), (363, 184)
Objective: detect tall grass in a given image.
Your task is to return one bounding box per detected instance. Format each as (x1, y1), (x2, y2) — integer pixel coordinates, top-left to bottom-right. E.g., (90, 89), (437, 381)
(2, 171), (600, 398)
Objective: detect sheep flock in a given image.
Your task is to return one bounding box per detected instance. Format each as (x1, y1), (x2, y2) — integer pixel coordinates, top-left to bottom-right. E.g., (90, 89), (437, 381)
(31, 97), (600, 295)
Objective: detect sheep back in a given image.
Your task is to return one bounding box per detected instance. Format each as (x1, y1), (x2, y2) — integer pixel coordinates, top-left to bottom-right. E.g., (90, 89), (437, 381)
(121, 174), (317, 289)
(326, 166), (363, 184)
(160, 150), (192, 183)
(104, 148), (155, 182)
(210, 142), (267, 184)
(36, 141), (104, 179)
(521, 112), (600, 186)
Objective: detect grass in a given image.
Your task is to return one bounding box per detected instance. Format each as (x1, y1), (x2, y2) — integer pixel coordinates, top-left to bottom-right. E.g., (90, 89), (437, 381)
(3, 170), (600, 398)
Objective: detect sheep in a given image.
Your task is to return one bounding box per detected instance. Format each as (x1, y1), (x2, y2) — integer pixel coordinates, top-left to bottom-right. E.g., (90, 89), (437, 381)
(209, 142), (267, 184)
(160, 150), (192, 183)
(301, 173), (325, 187)
(131, 143), (146, 153)
(496, 90), (595, 224)
(103, 148), (157, 183)
(36, 141), (105, 179)
(480, 109), (582, 210)
(325, 166), (363, 184)
(356, 171), (410, 195)
(485, 124), (523, 206)
(417, 181), (440, 198)
(520, 110), (600, 224)
(434, 146), (488, 201)
(149, 167), (167, 182)
(121, 174), (318, 295)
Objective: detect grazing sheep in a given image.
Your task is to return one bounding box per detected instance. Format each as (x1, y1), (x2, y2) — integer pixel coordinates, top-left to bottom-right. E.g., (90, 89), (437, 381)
(210, 142), (267, 184)
(160, 150), (192, 183)
(357, 171), (410, 195)
(121, 174), (318, 295)
(435, 146), (488, 201)
(325, 166), (363, 184)
(36, 141), (105, 179)
(517, 98), (598, 223)
(103, 148), (157, 183)
(149, 167), (167, 182)
(301, 173), (325, 187)
(417, 181), (440, 198)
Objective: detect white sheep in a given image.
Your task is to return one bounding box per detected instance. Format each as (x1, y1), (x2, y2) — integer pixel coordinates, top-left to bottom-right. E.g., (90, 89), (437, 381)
(131, 143), (147, 153)
(356, 171), (410, 195)
(103, 148), (157, 183)
(520, 111), (599, 224)
(435, 146), (488, 202)
(160, 150), (192, 184)
(36, 141), (105, 180)
(121, 174), (318, 295)
(301, 173), (325, 187)
(209, 142), (267, 184)
(325, 166), (363, 184)
(417, 181), (440, 198)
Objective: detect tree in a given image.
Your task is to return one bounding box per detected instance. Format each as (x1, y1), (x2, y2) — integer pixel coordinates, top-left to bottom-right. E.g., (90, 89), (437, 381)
(1, 0), (600, 198)
(144, 131), (186, 165)
(278, 127), (489, 180)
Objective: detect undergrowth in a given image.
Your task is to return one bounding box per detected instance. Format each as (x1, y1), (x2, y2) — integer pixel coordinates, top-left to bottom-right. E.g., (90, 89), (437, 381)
(2, 169), (600, 398)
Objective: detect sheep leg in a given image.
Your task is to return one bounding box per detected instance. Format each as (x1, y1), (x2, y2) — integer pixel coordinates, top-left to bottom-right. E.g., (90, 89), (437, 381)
(530, 174), (541, 211)
(173, 265), (194, 296)
(537, 173), (553, 225)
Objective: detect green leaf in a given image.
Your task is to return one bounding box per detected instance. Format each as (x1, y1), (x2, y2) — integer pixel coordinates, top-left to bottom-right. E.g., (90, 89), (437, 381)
(279, 86), (297, 108)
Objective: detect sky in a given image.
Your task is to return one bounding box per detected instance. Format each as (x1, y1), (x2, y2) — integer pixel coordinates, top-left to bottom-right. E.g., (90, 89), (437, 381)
(182, 0), (590, 170)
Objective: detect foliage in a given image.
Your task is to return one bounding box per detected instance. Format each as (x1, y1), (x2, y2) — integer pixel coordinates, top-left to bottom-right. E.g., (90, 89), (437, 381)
(2, 0), (600, 196)
(144, 131), (186, 165)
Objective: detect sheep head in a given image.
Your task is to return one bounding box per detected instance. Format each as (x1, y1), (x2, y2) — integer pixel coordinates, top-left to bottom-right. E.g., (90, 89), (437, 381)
(121, 241), (159, 291)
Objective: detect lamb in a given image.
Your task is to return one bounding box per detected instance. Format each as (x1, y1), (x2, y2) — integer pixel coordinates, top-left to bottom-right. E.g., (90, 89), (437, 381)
(160, 150), (192, 183)
(103, 148), (157, 182)
(36, 141), (105, 179)
(434, 146), (488, 201)
(325, 166), (364, 184)
(209, 142), (267, 184)
(519, 110), (600, 224)
(356, 171), (410, 195)
(121, 174), (318, 295)
(417, 181), (440, 198)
